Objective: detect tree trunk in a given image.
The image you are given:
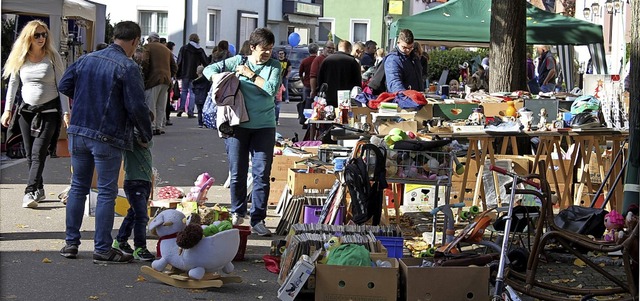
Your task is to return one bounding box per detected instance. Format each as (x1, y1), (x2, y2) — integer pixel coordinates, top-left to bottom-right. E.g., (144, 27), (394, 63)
(622, 0), (639, 212)
(489, 0), (527, 93)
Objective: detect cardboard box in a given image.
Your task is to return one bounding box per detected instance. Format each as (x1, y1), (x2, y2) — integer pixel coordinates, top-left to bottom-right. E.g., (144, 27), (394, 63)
(278, 250), (321, 301)
(415, 105), (433, 129)
(287, 169), (337, 196)
(452, 158), (480, 183)
(544, 159), (572, 184)
(493, 155), (531, 176)
(149, 199), (180, 218)
(400, 258), (490, 301)
(451, 181), (476, 207)
(84, 188), (129, 217)
(574, 183), (604, 207)
(479, 100), (524, 118)
(401, 184), (447, 212)
(269, 180), (287, 206)
(315, 256), (399, 301)
(376, 120), (418, 135)
(91, 162), (125, 188)
(271, 155), (306, 182)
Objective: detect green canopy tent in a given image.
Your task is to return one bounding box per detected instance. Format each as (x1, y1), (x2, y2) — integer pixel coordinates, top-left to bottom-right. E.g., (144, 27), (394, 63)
(390, 0), (608, 90)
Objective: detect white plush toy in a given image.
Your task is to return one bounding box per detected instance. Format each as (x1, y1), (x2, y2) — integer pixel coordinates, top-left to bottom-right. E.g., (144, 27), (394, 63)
(148, 209), (239, 280)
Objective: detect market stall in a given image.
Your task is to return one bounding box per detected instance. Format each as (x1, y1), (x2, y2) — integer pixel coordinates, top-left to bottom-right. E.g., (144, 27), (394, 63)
(389, 0), (608, 90)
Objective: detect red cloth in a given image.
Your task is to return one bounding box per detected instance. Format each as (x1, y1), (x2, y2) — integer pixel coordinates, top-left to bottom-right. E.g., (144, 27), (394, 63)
(263, 255), (281, 274)
(367, 90), (428, 109)
(403, 90), (428, 105)
(368, 92), (397, 109)
(156, 233), (178, 259)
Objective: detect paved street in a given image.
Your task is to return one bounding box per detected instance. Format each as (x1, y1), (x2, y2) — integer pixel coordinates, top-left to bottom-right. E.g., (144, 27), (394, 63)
(0, 102), (305, 301)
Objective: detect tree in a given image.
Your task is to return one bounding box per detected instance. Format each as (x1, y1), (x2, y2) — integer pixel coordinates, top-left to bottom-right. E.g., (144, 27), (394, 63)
(489, 0), (527, 92)
(623, 0), (640, 211)
(104, 13), (114, 43)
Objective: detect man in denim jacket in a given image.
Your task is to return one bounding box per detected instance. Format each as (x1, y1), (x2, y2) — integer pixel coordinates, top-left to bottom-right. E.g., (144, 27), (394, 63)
(57, 21), (153, 264)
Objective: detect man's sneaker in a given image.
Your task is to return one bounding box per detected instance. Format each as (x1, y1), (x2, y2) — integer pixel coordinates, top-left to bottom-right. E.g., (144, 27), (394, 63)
(93, 248), (134, 264)
(251, 222), (272, 237)
(60, 244), (78, 259)
(112, 240), (134, 255)
(36, 188), (46, 202)
(232, 213), (245, 226)
(22, 192), (38, 208)
(133, 247), (155, 261)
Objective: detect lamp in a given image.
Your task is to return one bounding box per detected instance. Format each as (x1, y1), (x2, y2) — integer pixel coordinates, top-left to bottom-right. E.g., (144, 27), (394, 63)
(385, 14), (394, 27)
(605, 0), (614, 13)
(613, 0), (622, 13)
(591, 1), (600, 17)
(583, 6), (591, 19)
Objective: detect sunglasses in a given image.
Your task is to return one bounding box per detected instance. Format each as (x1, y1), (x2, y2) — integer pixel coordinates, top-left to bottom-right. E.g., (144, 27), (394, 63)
(34, 32), (48, 39)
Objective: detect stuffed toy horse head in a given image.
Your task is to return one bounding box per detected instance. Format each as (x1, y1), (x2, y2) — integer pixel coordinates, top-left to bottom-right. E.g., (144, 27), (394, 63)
(148, 209), (186, 237)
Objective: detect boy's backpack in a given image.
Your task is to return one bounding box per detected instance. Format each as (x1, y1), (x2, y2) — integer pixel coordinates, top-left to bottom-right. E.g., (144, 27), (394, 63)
(344, 143), (387, 225)
(367, 54), (390, 95)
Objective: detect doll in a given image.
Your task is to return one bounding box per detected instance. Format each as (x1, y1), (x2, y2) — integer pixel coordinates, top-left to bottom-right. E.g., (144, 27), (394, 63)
(603, 210), (625, 242)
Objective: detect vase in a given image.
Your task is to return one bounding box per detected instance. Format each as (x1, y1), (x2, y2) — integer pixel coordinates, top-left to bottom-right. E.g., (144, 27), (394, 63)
(505, 101), (517, 117)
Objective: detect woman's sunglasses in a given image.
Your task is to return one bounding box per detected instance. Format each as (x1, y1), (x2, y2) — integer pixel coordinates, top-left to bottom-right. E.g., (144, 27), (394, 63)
(34, 32), (48, 39)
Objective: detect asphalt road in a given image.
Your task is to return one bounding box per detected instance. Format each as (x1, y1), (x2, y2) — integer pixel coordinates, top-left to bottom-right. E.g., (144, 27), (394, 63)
(0, 102), (306, 301)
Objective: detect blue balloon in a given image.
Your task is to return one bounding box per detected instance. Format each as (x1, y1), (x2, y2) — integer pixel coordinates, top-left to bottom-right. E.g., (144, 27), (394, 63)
(288, 32), (301, 47)
(229, 44), (236, 55)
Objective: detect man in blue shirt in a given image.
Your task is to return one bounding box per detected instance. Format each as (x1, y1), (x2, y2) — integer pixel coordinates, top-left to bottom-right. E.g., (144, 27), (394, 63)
(384, 29), (424, 93)
(58, 21), (153, 264)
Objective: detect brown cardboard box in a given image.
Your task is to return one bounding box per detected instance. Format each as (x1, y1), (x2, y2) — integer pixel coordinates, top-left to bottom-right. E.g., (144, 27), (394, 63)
(400, 258), (490, 301)
(91, 161), (125, 188)
(574, 183), (604, 207)
(493, 155), (531, 176)
(376, 120), (418, 135)
(451, 181), (476, 207)
(315, 256), (399, 301)
(271, 155), (307, 182)
(415, 104), (433, 129)
(287, 169), (337, 195)
(452, 157), (480, 183)
(268, 180), (287, 206)
(479, 100), (524, 117)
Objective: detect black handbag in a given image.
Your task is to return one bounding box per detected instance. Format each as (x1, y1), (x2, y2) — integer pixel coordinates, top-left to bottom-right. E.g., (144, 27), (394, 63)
(171, 81), (180, 100)
(554, 205), (608, 238)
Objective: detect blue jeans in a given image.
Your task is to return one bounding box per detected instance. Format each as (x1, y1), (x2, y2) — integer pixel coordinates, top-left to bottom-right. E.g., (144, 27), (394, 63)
(225, 127), (276, 226)
(180, 78), (195, 116)
(540, 83), (556, 93)
(116, 180), (151, 248)
(66, 134), (122, 253)
(275, 101), (281, 122)
(282, 77), (289, 102)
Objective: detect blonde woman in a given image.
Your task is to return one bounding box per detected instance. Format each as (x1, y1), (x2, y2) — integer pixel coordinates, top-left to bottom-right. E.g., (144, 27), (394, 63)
(1, 20), (70, 209)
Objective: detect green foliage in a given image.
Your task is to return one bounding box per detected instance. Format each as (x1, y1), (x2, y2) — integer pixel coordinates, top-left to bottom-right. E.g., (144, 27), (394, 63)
(1, 17), (17, 68)
(104, 13), (114, 43)
(427, 48), (488, 83)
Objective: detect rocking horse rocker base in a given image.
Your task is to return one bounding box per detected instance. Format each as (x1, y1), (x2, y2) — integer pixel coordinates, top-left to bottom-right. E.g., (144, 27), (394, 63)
(141, 266), (242, 289)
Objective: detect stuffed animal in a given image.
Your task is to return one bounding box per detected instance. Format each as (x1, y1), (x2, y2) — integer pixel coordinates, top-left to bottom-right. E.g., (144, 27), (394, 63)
(203, 220), (233, 237)
(603, 210), (625, 242)
(320, 236), (342, 264)
(176, 213), (204, 250)
(617, 204), (639, 244)
(184, 173), (215, 205)
(149, 209), (239, 280)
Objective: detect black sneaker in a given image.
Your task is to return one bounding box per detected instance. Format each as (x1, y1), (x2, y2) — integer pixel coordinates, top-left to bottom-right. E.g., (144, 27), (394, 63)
(112, 240), (134, 255)
(60, 244), (79, 259)
(93, 248), (134, 264)
(133, 247), (155, 261)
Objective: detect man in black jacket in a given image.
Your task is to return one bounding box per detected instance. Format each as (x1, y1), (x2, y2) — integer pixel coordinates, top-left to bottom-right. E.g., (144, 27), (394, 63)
(317, 40), (362, 107)
(176, 33), (208, 118)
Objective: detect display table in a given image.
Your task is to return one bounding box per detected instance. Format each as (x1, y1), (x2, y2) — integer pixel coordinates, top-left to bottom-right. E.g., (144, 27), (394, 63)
(421, 129), (628, 211)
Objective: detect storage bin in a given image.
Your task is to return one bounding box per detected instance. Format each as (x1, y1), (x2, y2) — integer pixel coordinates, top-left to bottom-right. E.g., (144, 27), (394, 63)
(375, 236), (404, 258)
(303, 205), (344, 225)
(233, 225), (251, 261)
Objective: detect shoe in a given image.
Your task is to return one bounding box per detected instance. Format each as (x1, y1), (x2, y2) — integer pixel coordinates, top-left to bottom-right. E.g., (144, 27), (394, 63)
(60, 244), (79, 259)
(166, 121), (173, 126)
(160, 130), (166, 134)
(49, 150), (58, 158)
(177, 111), (183, 117)
(133, 247), (155, 261)
(231, 213), (245, 226)
(285, 100), (290, 103)
(251, 222), (272, 237)
(93, 248), (134, 264)
(22, 192), (38, 208)
(198, 125), (203, 128)
(187, 115), (196, 119)
(112, 240), (134, 255)
(153, 130), (161, 135)
(277, 121), (281, 126)
(36, 188), (46, 202)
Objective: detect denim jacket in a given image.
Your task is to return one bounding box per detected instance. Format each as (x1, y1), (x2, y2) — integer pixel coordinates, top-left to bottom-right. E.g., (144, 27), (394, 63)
(58, 44), (153, 151)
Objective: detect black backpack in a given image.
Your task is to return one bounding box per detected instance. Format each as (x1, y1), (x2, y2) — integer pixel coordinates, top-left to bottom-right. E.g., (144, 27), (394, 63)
(344, 144), (387, 225)
(367, 55), (390, 95)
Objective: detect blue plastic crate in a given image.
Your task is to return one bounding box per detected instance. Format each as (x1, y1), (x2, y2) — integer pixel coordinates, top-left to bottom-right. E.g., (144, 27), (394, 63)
(375, 236), (404, 258)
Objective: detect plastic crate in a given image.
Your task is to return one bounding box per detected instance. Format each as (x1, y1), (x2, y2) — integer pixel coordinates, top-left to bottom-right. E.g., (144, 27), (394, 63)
(375, 236), (404, 258)
(303, 205), (344, 225)
(233, 225), (251, 261)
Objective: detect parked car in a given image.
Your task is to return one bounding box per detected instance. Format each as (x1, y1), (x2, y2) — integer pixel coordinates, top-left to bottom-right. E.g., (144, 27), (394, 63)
(273, 46), (312, 101)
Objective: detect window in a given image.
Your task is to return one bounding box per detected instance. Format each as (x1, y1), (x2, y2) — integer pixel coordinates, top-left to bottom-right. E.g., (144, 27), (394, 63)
(139, 11), (168, 37)
(207, 10), (221, 47)
(239, 13), (258, 44)
(351, 19), (369, 43)
(318, 18), (334, 43)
